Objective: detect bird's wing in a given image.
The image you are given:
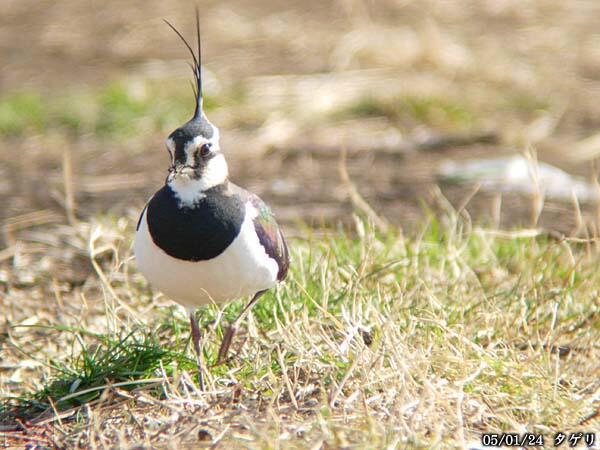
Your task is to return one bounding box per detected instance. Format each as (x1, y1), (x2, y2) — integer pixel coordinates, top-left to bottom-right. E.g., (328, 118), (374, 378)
(249, 194), (289, 281)
(136, 203), (148, 231)
(229, 183), (289, 281)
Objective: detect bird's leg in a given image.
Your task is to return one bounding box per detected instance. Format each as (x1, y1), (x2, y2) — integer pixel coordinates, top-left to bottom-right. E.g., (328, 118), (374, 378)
(189, 310), (205, 390)
(216, 290), (267, 364)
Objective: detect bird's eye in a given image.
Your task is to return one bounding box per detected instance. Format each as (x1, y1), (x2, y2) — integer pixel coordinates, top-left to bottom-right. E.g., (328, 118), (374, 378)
(199, 143), (212, 157)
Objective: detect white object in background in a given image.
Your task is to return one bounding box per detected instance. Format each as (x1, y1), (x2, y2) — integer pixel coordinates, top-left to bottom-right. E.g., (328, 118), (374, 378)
(438, 155), (600, 203)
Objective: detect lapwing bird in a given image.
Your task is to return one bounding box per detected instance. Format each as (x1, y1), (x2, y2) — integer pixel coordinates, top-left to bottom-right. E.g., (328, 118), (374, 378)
(134, 15), (289, 387)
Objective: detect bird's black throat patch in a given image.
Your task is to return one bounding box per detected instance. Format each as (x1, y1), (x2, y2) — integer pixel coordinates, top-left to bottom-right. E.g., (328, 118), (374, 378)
(145, 184), (245, 261)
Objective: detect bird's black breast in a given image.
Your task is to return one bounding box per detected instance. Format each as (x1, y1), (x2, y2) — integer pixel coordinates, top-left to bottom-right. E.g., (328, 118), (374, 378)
(145, 185), (245, 261)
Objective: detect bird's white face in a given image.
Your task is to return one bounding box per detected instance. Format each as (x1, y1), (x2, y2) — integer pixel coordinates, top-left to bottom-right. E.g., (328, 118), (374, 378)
(166, 123), (229, 206)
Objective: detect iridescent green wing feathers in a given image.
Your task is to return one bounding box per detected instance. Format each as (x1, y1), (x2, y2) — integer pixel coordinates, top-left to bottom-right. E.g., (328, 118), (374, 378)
(249, 195), (289, 281)
(227, 183), (289, 281)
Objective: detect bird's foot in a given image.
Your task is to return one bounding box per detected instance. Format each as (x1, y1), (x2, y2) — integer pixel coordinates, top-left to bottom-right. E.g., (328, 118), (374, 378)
(216, 325), (237, 365)
(196, 364), (205, 390)
(189, 311), (205, 390)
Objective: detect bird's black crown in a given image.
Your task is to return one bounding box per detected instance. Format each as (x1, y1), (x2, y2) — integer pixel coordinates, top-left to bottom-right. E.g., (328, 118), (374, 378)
(169, 118), (214, 150)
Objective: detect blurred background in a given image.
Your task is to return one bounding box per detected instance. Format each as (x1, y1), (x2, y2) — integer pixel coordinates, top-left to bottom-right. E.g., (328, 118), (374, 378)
(3, 0), (600, 243)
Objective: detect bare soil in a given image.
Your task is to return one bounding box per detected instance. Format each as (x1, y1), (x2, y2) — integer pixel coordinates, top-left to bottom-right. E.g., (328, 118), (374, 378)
(3, 0), (600, 242)
(2, 2), (600, 447)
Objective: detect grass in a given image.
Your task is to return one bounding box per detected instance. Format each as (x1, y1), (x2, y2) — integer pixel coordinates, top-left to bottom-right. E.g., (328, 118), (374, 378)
(3, 1), (600, 447)
(1, 211), (598, 448)
(0, 81), (220, 139)
(0, 93), (46, 135)
(335, 95), (475, 130)
(2, 326), (195, 419)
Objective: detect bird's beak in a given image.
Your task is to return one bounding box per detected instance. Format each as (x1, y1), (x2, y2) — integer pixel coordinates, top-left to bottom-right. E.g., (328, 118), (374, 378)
(169, 164), (195, 178)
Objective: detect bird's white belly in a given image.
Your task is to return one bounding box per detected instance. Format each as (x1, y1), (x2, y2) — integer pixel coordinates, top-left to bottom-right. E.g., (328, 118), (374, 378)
(134, 203), (279, 309)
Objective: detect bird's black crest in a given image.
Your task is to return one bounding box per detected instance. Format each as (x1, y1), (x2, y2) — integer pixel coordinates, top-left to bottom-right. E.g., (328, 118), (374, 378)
(164, 9), (204, 121)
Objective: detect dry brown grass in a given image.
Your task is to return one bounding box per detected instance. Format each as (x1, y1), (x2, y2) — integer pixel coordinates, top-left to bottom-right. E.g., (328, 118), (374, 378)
(2, 0), (600, 448)
(1, 201), (599, 448)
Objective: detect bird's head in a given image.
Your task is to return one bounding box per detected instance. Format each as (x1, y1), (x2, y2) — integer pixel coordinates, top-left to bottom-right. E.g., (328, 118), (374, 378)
(164, 14), (228, 198)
